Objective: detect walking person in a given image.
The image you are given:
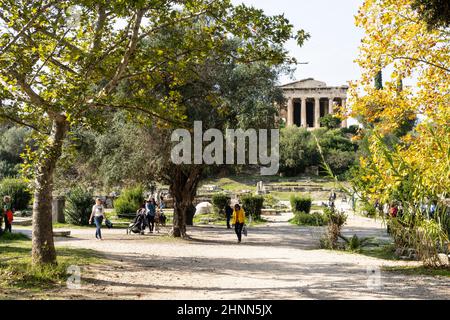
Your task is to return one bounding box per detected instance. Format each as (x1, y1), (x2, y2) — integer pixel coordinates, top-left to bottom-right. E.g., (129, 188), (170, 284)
(146, 198), (157, 233)
(232, 204), (246, 243)
(225, 204), (233, 229)
(3, 196), (14, 233)
(89, 198), (106, 240)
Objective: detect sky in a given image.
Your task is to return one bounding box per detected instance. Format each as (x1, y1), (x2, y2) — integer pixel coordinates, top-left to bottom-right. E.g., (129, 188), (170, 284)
(232, 0), (365, 87)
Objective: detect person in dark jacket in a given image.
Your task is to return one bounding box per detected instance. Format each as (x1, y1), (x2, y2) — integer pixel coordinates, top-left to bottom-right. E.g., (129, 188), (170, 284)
(225, 204), (233, 229)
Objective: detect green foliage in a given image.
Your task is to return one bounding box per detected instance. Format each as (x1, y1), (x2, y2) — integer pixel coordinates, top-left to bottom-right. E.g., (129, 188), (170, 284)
(341, 125), (359, 136)
(290, 194), (312, 214)
(374, 70), (383, 90)
(339, 234), (376, 251)
(322, 207), (348, 249)
(279, 126), (357, 177)
(263, 194), (279, 208)
(289, 211), (328, 226)
(211, 193), (231, 215)
(0, 178), (32, 211)
(0, 126), (28, 179)
(412, 0), (450, 29)
(320, 114), (341, 129)
(114, 185), (144, 217)
(241, 195), (264, 219)
(64, 187), (93, 226)
(360, 202), (377, 217)
(279, 126), (318, 176)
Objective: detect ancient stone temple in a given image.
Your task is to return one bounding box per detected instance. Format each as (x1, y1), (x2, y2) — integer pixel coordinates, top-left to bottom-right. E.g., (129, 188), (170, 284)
(279, 78), (348, 129)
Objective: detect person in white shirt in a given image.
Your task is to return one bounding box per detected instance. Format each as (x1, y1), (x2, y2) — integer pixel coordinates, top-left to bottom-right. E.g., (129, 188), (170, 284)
(89, 198), (106, 240)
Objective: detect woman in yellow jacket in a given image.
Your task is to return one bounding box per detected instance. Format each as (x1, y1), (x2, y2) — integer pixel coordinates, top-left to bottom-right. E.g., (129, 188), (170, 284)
(231, 204), (246, 243)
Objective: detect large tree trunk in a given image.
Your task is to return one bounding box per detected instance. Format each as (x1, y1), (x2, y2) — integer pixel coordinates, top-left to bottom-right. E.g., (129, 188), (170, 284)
(169, 166), (202, 238)
(31, 116), (68, 265)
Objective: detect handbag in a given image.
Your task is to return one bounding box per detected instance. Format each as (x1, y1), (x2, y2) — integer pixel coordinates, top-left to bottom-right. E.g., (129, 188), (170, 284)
(242, 225), (248, 237)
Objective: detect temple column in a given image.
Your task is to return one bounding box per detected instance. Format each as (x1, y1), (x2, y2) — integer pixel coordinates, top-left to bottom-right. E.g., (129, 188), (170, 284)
(341, 98), (347, 128)
(287, 97), (293, 126)
(314, 97), (320, 128)
(300, 97), (307, 127)
(328, 97), (334, 115)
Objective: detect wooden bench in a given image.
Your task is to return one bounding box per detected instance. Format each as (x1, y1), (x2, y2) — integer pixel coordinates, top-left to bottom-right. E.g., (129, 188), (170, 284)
(261, 209), (278, 216)
(53, 231), (71, 237)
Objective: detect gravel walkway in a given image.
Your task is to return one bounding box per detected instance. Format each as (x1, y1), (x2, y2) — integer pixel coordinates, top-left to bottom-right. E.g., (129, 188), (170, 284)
(42, 202), (450, 300)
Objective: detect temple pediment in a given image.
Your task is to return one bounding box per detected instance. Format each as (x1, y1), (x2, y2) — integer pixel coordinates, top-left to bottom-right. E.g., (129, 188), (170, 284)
(279, 78), (327, 89)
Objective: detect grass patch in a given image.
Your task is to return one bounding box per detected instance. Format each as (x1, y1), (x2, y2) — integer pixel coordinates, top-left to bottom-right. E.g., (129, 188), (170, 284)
(383, 265), (450, 277)
(359, 244), (398, 260)
(0, 233), (104, 291)
(289, 212), (328, 226)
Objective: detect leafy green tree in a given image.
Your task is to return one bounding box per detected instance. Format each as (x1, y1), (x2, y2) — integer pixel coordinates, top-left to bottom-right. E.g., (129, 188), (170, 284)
(0, 124), (29, 178)
(319, 114), (341, 129)
(0, 1), (307, 263)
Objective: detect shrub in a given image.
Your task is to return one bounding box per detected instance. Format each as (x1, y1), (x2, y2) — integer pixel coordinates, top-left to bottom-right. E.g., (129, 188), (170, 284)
(290, 211), (328, 226)
(64, 187), (94, 225)
(322, 207), (347, 249)
(360, 202), (377, 217)
(114, 185), (144, 217)
(211, 193), (230, 215)
(339, 234), (376, 252)
(241, 195), (264, 219)
(290, 194), (312, 214)
(263, 194), (279, 208)
(0, 178), (32, 211)
(320, 114), (341, 129)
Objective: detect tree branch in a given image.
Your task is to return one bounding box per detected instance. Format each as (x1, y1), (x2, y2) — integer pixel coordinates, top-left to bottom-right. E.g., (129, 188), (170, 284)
(91, 102), (187, 127)
(101, 8), (146, 95)
(391, 55), (450, 73)
(90, 4), (107, 54)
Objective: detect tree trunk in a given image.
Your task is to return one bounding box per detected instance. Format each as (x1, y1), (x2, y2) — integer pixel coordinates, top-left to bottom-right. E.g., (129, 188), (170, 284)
(185, 204), (196, 226)
(32, 116), (68, 265)
(169, 166), (202, 238)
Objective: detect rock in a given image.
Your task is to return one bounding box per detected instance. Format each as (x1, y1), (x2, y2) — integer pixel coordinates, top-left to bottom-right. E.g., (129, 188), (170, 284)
(195, 202), (213, 215)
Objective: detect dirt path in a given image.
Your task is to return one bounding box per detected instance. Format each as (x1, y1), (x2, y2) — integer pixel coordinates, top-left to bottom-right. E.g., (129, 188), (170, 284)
(42, 202), (449, 300)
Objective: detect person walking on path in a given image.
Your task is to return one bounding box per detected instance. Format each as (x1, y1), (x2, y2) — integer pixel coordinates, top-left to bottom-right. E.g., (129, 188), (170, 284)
(225, 204), (233, 229)
(232, 204), (246, 243)
(146, 198), (157, 233)
(3, 196), (14, 233)
(89, 198), (106, 240)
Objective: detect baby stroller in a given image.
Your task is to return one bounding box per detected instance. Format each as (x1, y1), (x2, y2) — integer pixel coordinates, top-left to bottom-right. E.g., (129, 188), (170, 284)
(126, 211), (147, 235)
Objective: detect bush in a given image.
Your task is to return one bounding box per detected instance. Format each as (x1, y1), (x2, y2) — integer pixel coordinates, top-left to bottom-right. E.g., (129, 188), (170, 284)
(114, 185), (144, 217)
(263, 194), (279, 208)
(290, 211), (328, 226)
(320, 114), (341, 129)
(0, 178), (32, 211)
(323, 207), (347, 249)
(241, 195), (264, 219)
(211, 193), (230, 215)
(64, 187), (94, 225)
(290, 194), (312, 214)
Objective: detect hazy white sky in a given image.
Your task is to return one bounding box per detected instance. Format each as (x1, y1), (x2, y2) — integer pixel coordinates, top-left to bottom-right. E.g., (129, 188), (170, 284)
(233, 0), (364, 87)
